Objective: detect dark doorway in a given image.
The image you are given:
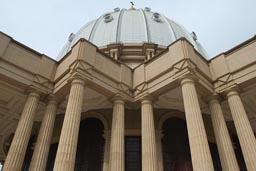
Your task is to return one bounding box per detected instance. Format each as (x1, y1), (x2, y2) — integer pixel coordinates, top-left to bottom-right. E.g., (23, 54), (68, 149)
(232, 134), (247, 171)
(162, 117), (192, 171)
(209, 143), (222, 171)
(75, 118), (105, 171)
(46, 143), (58, 171)
(46, 118), (105, 171)
(22, 135), (36, 171)
(125, 136), (142, 171)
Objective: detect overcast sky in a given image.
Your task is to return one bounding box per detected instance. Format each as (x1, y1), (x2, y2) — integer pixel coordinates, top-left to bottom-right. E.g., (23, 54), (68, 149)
(1, 0), (256, 59)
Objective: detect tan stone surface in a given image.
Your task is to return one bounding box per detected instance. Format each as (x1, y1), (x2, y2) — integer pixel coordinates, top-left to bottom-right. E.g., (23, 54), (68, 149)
(209, 96), (239, 171)
(227, 90), (256, 171)
(180, 77), (214, 171)
(0, 32), (11, 56)
(141, 97), (158, 171)
(1, 30), (256, 169)
(3, 92), (40, 171)
(109, 96), (125, 171)
(103, 130), (111, 171)
(156, 130), (164, 171)
(29, 95), (58, 171)
(53, 78), (85, 171)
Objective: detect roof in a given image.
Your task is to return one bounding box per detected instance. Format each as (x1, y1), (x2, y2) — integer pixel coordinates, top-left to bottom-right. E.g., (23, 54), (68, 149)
(57, 8), (208, 60)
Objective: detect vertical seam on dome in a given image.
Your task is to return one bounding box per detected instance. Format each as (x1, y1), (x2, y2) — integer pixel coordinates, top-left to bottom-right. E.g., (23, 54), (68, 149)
(116, 9), (125, 42)
(172, 20), (197, 47)
(88, 14), (104, 43)
(162, 15), (177, 40)
(140, 9), (150, 42)
(171, 20), (203, 55)
(75, 20), (95, 41)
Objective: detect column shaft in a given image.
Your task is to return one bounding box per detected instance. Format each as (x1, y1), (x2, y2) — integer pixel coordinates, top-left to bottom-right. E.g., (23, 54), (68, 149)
(141, 97), (158, 171)
(227, 90), (256, 171)
(53, 79), (85, 171)
(109, 97), (125, 171)
(29, 95), (58, 171)
(209, 97), (239, 171)
(181, 77), (214, 171)
(156, 130), (164, 171)
(103, 130), (111, 171)
(3, 92), (40, 171)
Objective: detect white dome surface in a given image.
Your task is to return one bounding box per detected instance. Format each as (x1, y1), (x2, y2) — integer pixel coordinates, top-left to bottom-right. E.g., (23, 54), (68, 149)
(57, 8), (207, 60)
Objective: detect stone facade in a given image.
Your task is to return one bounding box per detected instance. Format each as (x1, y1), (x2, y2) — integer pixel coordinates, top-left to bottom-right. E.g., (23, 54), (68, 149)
(0, 29), (256, 171)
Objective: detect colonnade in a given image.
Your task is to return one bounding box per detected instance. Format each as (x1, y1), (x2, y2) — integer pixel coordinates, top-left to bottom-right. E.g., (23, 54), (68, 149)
(2, 76), (256, 171)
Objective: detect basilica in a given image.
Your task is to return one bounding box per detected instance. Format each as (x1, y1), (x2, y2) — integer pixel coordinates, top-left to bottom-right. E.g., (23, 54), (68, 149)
(0, 6), (256, 171)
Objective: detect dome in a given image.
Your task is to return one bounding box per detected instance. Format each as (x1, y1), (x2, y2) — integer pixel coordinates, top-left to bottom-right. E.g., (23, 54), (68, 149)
(57, 8), (207, 60)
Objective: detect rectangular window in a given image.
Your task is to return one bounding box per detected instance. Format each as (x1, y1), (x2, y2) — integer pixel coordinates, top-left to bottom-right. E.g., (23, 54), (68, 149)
(125, 136), (142, 171)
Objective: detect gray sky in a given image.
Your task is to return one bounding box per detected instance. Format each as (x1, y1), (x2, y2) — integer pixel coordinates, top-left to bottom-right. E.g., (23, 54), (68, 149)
(1, 0), (256, 59)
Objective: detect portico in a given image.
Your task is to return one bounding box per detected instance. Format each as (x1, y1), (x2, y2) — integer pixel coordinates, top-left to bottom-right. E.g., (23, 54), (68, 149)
(1, 8), (256, 171)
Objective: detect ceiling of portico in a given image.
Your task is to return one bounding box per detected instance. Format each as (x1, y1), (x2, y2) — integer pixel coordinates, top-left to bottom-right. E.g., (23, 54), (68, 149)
(153, 83), (256, 133)
(0, 81), (47, 137)
(154, 86), (212, 115)
(239, 84), (256, 132)
(57, 87), (112, 115)
(0, 82), (26, 137)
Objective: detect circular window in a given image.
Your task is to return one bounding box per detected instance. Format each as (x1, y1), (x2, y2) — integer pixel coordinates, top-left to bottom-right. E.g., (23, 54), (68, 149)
(114, 8), (120, 12)
(104, 13), (113, 23)
(144, 7), (151, 12)
(152, 13), (161, 22)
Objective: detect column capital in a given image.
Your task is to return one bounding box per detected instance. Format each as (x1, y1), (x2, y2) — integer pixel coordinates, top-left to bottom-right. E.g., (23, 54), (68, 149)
(46, 94), (58, 105)
(69, 75), (86, 86)
(207, 94), (221, 104)
(224, 85), (240, 98)
(226, 89), (240, 98)
(112, 94), (125, 104)
(141, 94), (154, 105)
(27, 91), (40, 99)
(25, 87), (41, 99)
(179, 74), (197, 86)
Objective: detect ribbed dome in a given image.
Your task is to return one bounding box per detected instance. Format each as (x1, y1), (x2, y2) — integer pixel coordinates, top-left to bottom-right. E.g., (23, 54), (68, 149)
(57, 8), (207, 60)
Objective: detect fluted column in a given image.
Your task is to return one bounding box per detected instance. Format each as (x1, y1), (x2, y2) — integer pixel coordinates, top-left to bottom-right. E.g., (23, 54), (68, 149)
(208, 96), (239, 171)
(3, 91), (40, 171)
(29, 94), (58, 171)
(180, 77), (214, 171)
(141, 96), (158, 171)
(156, 129), (164, 171)
(109, 96), (125, 171)
(103, 130), (111, 171)
(53, 78), (85, 171)
(227, 90), (256, 171)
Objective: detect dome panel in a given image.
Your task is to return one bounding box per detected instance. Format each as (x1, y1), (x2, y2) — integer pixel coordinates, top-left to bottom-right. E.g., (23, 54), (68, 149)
(143, 11), (176, 46)
(57, 8), (208, 60)
(168, 19), (200, 52)
(90, 12), (120, 46)
(73, 20), (96, 46)
(119, 10), (148, 43)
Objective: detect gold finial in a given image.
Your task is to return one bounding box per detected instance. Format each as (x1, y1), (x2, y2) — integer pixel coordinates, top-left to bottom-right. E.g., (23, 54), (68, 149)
(129, 1), (136, 10)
